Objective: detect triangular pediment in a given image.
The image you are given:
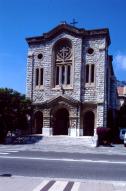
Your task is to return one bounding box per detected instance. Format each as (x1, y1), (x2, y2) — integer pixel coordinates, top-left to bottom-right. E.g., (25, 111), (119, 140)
(46, 95), (80, 107)
(26, 24), (84, 45)
(43, 23), (84, 39)
(26, 23), (110, 46)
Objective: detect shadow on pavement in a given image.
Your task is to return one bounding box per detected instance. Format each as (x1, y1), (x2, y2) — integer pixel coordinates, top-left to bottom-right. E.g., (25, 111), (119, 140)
(4, 135), (43, 145)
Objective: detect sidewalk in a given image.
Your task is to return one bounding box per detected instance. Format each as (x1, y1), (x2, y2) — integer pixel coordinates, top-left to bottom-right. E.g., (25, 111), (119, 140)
(28, 143), (126, 155)
(0, 143), (126, 156)
(0, 176), (126, 191)
(2, 135), (126, 155)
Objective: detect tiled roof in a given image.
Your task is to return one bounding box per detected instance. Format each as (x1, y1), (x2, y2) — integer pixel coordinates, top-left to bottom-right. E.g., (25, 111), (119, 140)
(117, 86), (126, 96)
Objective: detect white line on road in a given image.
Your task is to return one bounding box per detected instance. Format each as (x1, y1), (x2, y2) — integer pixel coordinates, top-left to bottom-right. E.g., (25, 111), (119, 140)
(0, 155), (126, 164)
(48, 181), (67, 191)
(0, 151), (19, 155)
(4, 150), (19, 152)
(71, 182), (80, 191)
(0, 150), (19, 153)
(32, 180), (49, 191)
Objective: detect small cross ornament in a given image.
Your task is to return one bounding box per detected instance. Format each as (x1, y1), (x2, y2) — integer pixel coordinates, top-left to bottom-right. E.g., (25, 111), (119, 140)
(70, 18), (78, 26)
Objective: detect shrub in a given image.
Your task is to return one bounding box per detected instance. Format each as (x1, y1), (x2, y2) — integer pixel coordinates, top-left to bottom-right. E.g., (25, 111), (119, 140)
(97, 127), (112, 146)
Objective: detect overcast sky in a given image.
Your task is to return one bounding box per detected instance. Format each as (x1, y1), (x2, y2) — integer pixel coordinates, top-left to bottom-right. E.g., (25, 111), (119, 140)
(0, 0), (126, 93)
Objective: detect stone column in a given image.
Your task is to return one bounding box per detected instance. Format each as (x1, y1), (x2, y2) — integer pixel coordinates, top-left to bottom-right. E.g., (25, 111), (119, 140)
(76, 106), (80, 136)
(96, 104), (104, 128)
(43, 109), (51, 136)
(26, 53), (34, 99)
(69, 117), (77, 137)
(103, 101), (107, 128)
(69, 106), (80, 137)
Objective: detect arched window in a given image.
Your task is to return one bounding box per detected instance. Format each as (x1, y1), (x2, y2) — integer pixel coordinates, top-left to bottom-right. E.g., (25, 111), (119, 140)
(53, 38), (72, 87)
(85, 64), (95, 85)
(35, 68), (43, 87)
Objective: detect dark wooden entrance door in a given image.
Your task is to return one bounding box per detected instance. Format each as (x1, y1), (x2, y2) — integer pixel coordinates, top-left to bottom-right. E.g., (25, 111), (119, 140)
(53, 108), (69, 135)
(34, 111), (43, 134)
(83, 111), (94, 136)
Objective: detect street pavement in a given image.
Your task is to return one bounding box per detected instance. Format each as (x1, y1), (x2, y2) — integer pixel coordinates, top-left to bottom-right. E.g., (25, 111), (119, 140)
(1, 151), (126, 180)
(0, 176), (126, 191)
(0, 142), (126, 190)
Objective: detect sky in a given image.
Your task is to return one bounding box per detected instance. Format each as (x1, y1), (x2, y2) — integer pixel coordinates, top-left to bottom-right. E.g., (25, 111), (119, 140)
(0, 0), (126, 94)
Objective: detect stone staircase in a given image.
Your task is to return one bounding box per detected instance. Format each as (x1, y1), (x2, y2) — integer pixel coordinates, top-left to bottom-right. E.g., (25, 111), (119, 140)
(5, 134), (98, 147)
(36, 135), (98, 147)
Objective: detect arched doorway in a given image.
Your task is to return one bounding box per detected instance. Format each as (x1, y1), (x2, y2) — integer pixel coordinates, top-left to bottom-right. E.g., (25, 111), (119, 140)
(83, 111), (94, 136)
(53, 108), (69, 135)
(34, 111), (43, 134)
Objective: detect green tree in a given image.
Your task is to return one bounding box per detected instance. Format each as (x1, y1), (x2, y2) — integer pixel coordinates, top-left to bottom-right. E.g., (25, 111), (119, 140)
(0, 88), (32, 143)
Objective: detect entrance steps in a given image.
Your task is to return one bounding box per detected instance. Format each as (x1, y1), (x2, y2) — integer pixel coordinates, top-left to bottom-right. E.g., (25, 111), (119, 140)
(36, 135), (98, 147)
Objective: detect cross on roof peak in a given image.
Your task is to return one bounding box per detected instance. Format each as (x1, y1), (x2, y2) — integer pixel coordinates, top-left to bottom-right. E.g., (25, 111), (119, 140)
(70, 18), (78, 26)
(60, 21), (67, 24)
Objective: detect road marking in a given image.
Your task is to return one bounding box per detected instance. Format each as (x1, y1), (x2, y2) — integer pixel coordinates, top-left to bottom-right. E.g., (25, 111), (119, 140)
(63, 181), (74, 191)
(0, 155), (126, 164)
(32, 180), (49, 191)
(40, 180), (56, 191)
(71, 182), (80, 191)
(0, 150), (19, 155)
(33, 180), (77, 191)
(48, 181), (68, 191)
(5, 150), (19, 152)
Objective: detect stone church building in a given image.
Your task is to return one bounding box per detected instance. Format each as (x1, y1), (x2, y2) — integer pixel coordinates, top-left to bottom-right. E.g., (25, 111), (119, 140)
(26, 23), (117, 137)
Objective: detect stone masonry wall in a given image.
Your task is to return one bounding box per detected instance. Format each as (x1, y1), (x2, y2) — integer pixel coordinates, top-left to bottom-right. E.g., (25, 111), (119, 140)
(110, 77), (117, 109)
(26, 33), (82, 103)
(81, 37), (107, 128)
(96, 104), (104, 127)
(26, 30), (110, 131)
(82, 37), (106, 104)
(26, 52), (34, 99)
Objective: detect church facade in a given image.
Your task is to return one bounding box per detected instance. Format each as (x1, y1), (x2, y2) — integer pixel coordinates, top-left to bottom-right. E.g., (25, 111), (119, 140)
(26, 23), (117, 137)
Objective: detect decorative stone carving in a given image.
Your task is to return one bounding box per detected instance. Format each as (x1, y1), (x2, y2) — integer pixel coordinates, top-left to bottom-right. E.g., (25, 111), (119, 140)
(56, 45), (72, 61)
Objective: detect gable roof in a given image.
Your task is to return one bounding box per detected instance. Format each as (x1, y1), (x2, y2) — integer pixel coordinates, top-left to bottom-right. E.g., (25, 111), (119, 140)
(32, 95), (80, 109)
(26, 23), (110, 45)
(46, 95), (80, 107)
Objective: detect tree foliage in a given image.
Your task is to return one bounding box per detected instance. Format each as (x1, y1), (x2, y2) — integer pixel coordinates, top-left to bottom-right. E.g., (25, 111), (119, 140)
(0, 88), (32, 143)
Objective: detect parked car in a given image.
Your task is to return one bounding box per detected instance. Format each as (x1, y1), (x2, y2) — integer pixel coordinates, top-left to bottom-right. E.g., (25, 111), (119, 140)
(124, 132), (126, 147)
(119, 128), (126, 141)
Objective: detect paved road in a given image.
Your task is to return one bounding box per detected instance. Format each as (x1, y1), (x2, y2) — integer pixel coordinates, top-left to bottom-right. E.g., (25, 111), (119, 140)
(0, 150), (126, 181)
